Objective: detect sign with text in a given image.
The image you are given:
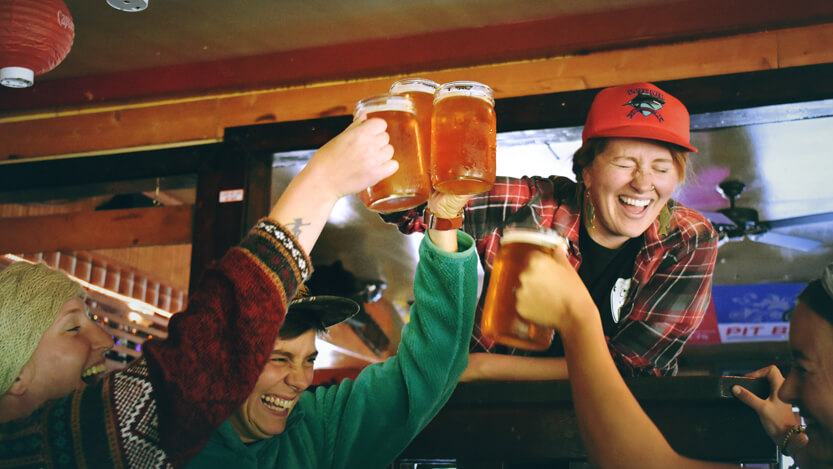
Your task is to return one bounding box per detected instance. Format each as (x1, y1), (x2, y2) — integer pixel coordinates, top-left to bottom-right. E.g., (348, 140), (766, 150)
(712, 283), (804, 343)
(219, 189), (245, 203)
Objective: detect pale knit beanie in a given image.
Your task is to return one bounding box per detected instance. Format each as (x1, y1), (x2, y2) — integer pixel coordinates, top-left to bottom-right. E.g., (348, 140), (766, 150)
(0, 262), (85, 395)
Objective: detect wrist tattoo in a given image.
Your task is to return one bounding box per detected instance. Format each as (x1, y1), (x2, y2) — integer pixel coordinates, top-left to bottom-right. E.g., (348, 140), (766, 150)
(287, 218), (311, 238)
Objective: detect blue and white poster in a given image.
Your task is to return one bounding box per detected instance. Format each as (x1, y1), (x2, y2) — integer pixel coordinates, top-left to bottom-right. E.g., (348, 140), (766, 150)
(711, 283), (804, 342)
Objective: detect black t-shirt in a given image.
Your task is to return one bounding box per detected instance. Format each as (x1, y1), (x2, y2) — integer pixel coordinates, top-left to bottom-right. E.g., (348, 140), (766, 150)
(576, 223), (641, 338)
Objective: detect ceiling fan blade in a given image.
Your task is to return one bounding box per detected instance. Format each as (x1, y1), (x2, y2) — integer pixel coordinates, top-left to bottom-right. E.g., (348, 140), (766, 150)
(700, 210), (737, 227)
(748, 231), (822, 252)
(762, 211), (833, 229)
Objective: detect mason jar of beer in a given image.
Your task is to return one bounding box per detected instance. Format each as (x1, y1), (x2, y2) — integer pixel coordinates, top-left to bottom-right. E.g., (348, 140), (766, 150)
(480, 225), (568, 351)
(390, 78), (439, 170)
(353, 93), (431, 213)
(431, 81), (496, 195)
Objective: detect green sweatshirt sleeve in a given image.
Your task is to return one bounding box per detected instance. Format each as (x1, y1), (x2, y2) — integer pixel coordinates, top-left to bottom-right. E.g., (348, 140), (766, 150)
(306, 230), (478, 468)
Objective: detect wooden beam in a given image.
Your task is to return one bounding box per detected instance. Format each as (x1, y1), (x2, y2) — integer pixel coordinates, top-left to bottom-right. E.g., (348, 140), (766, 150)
(1, 0), (832, 112)
(0, 206), (193, 254)
(188, 142), (272, 292)
(225, 63), (833, 154)
(2, 22), (833, 160)
(0, 145), (204, 195)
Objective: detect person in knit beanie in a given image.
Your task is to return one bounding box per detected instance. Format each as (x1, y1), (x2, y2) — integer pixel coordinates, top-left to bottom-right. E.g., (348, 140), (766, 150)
(0, 116), (402, 468)
(0, 262), (113, 415)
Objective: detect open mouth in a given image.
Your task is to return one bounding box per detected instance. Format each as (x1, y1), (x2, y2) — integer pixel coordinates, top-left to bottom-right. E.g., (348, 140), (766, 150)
(81, 363), (107, 384)
(619, 195), (652, 215)
(619, 195), (651, 208)
(260, 394), (296, 413)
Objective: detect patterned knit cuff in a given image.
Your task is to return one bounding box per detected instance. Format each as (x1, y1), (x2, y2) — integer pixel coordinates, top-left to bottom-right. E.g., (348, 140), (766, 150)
(242, 218), (312, 283)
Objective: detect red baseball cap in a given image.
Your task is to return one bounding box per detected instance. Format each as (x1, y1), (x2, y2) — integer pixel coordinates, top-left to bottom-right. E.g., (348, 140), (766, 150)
(582, 82), (697, 152)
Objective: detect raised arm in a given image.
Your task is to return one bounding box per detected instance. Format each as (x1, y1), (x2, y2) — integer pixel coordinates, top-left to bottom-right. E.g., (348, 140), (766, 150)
(516, 251), (737, 469)
(269, 116), (397, 252)
(143, 116), (397, 465)
(299, 189), (480, 466)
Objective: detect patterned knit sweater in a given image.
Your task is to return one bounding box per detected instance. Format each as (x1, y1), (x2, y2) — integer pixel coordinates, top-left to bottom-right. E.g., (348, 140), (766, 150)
(184, 231), (479, 469)
(0, 219), (310, 468)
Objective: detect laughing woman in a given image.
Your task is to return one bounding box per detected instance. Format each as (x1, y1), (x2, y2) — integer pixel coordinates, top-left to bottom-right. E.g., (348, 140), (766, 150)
(383, 82), (719, 379)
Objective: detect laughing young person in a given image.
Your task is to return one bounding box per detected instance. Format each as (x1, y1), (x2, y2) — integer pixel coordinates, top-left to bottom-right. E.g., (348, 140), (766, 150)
(382, 82), (718, 379)
(0, 116), (397, 468)
(515, 252), (833, 469)
(184, 191), (479, 469)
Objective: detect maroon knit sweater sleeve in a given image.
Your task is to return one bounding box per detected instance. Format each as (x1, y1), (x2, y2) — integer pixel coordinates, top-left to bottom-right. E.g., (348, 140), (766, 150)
(141, 219), (310, 467)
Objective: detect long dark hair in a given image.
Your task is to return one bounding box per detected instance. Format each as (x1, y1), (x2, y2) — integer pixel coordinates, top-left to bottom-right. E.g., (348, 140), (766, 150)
(278, 310), (328, 340)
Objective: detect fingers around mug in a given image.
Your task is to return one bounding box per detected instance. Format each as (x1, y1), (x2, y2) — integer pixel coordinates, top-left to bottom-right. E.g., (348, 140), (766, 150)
(361, 116), (388, 136)
(373, 158), (399, 183)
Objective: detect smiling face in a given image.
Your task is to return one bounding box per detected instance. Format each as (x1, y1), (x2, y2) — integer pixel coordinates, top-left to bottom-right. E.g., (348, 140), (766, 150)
(25, 297), (114, 401)
(581, 138), (680, 249)
(230, 329), (317, 442)
(779, 301), (833, 466)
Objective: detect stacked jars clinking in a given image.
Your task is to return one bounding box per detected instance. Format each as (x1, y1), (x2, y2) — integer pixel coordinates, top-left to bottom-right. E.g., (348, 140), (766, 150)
(354, 79), (496, 213)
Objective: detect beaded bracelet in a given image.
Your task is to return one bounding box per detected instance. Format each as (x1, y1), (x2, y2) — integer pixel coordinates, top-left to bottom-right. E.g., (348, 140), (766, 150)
(780, 424), (805, 456)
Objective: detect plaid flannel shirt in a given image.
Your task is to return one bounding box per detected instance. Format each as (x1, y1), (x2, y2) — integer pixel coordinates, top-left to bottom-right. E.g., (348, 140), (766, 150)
(382, 176), (718, 376)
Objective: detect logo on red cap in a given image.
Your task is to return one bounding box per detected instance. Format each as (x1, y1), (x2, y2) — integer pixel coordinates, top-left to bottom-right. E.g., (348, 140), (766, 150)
(582, 82), (698, 152)
(623, 88), (665, 122)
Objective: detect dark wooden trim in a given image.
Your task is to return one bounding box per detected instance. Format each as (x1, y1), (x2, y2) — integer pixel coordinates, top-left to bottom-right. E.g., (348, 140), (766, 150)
(188, 141), (272, 292)
(495, 63), (833, 133)
(226, 63), (833, 155)
(0, 145), (205, 195)
(2, 0), (832, 111)
(0, 206), (193, 253)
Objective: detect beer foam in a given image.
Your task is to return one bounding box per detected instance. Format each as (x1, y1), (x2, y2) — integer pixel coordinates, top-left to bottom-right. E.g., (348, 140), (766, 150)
(434, 89), (494, 106)
(501, 229), (568, 250)
(434, 81), (495, 106)
(354, 94), (415, 116)
(359, 103), (416, 114)
(390, 78), (439, 95)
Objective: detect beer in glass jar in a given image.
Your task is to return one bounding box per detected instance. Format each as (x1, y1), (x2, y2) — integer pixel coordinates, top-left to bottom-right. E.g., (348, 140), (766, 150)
(431, 81), (496, 195)
(481, 226), (568, 351)
(353, 93), (430, 212)
(390, 78), (439, 172)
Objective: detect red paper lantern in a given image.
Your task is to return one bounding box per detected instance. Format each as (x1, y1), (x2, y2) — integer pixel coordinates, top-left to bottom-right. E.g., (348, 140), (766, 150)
(0, 0), (75, 88)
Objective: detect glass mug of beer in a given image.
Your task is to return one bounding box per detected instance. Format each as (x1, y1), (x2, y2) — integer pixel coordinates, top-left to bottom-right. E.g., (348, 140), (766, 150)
(431, 81), (496, 195)
(480, 225), (568, 351)
(390, 78), (439, 170)
(353, 93), (431, 213)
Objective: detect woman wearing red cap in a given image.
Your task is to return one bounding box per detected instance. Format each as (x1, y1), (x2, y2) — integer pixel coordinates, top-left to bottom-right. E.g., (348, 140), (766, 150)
(383, 82), (718, 379)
